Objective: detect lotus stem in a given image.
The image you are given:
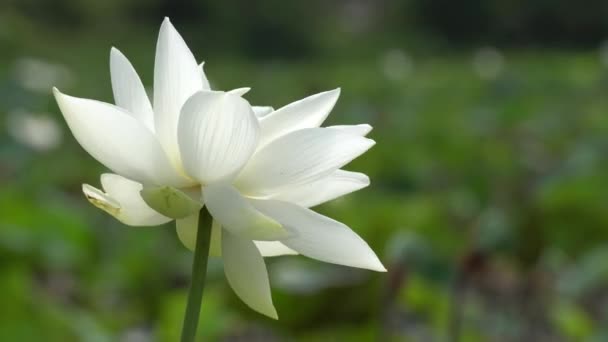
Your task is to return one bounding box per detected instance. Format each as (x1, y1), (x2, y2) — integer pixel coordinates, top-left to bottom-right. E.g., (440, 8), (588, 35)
(180, 208), (212, 342)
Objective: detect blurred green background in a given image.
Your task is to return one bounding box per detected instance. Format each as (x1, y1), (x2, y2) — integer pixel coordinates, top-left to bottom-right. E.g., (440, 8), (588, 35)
(2, 1), (608, 341)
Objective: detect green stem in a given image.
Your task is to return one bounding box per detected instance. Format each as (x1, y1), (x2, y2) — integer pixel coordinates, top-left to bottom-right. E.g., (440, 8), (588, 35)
(180, 208), (213, 342)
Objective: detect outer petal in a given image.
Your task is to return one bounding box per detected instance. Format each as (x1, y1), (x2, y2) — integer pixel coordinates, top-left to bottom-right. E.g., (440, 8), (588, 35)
(53, 89), (190, 186)
(222, 229), (278, 319)
(254, 241), (298, 257)
(154, 18), (203, 167)
(203, 184), (288, 241)
(110, 47), (154, 131)
(176, 211), (198, 251)
(328, 124), (372, 137)
(178, 91), (259, 183)
(252, 199), (386, 272)
(82, 174), (171, 226)
(210, 220), (222, 256)
(82, 184), (121, 216)
(236, 128), (375, 197)
(176, 215), (223, 257)
(258, 88), (340, 148)
(252, 106), (274, 118)
(198, 62), (211, 90)
(270, 170), (370, 208)
(140, 185), (202, 219)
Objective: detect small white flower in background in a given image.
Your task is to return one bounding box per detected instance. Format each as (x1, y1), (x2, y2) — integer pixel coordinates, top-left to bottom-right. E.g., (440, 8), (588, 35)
(381, 48), (414, 81)
(599, 40), (608, 68)
(7, 110), (63, 151)
(53, 18), (385, 319)
(14, 57), (72, 93)
(472, 47), (505, 80)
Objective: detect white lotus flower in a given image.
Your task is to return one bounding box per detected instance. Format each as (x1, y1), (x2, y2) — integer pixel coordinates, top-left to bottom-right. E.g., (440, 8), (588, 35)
(53, 18), (385, 319)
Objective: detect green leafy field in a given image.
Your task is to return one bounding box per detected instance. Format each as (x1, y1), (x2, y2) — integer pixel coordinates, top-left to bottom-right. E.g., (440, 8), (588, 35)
(1, 23), (608, 340)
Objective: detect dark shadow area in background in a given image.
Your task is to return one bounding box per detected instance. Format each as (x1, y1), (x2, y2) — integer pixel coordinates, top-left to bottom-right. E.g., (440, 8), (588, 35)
(4, 0), (608, 60)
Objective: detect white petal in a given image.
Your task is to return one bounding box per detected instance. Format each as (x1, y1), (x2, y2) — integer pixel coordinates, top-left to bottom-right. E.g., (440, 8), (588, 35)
(236, 128), (375, 197)
(109, 47), (154, 131)
(178, 91), (259, 183)
(154, 18), (203, 167)
(83, 174), (171, 226)
(140, 185), (202, 219)
(210, 220), (222, 256)
(53, 89), (190, 187)
(176, 211), (198, 251)
(228, 87), (250, 96)
(176, 215), (222, 256)
(254, 241), (298, 257)
(328, 124), (372, 137)
(222, 230), (278, 319)
(252, 106), (274, 118)
(258, 88), (340, 148)
(198, 62), (211, 90)
(203, 184), (288, 241)
(270, 170), (370, 207)
(252, 199), (386, 272)
(82, 183), (120, 214)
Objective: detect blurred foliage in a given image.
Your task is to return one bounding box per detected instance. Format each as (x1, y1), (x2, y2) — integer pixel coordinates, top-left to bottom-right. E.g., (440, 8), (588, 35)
(2, 1), (608, 341)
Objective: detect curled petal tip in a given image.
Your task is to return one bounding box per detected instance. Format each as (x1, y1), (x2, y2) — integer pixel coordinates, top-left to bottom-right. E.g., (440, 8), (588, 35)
(358, 254), (387, 272)
(109, 47), (120, 62)
(52, 87), (65, 100)
(52, 87), (73, 106)
(360, 174), (371, 186)
(82, 183), (121, 216)
(110, 47), (122, 59)
(160, 17), (173, 31)
(360, 124), (373, 133)
(328, 87), (341, 98)
(327, 87), (341, 97)
(365, 253), (387, 272)
(228, 87), (251, 97)
(373, 262), (388, 272)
